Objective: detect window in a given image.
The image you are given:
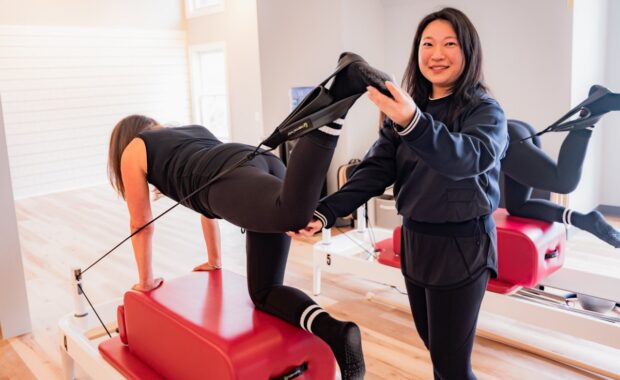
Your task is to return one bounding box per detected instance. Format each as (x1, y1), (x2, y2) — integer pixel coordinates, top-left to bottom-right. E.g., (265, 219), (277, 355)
(190, 44), (230, 141)
(185, 0), (224, 18)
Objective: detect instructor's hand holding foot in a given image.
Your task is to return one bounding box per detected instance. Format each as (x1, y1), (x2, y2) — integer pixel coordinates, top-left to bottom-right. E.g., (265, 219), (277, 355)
(287, 218), (322, 238)
(367, 81), (417, 128)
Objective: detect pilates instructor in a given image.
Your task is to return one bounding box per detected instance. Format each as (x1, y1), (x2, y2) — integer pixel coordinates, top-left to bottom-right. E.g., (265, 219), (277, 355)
(295, 8), (507, 379)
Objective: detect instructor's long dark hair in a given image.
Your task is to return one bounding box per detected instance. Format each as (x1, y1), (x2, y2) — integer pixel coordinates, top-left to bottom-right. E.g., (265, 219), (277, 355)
(402, 7), (487, 126)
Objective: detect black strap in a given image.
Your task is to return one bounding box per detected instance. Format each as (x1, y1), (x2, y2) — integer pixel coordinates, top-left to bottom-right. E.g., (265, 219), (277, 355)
(523, 86), (612, 141)
(270, 363), (308, 380)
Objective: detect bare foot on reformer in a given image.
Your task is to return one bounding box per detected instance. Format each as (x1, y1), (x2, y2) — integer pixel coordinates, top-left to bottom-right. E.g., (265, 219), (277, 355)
(132, 277), (164, 292)
(193, 262), (222, 271)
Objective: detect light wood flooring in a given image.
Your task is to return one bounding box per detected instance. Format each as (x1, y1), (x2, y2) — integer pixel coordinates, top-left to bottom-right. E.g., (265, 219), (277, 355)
(2, 184), (619, 379)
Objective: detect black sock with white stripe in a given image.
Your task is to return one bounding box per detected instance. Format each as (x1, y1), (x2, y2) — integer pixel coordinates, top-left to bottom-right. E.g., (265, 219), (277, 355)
(570, 210), (620, 248)
(299, 304), (365, 380)
(317, 118), (344, 137)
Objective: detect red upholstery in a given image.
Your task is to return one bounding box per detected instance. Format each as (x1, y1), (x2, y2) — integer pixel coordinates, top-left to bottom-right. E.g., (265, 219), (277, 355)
(99, 337), (162, 380)
(392, 226), (401, 255)
(375, 209), (566, 294)
(376, 237), (399, 268)
(117, 305), (127, 345)
(376, 226), (402, 268)
(491, 208), (565, 293)
(99, 270), (336, 380)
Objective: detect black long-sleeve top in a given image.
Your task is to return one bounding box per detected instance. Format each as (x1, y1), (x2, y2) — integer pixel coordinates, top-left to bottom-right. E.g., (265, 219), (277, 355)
(138, 125), (256, 218)
(314, 92), (508, 228)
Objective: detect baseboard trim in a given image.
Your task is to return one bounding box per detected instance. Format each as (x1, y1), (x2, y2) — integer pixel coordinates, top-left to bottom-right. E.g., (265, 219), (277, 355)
(596, 205), (620, 217)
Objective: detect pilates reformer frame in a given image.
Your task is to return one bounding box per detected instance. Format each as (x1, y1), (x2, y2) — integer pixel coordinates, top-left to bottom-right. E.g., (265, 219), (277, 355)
(58, 270), (124, 380)
(312, 207), (620, 379)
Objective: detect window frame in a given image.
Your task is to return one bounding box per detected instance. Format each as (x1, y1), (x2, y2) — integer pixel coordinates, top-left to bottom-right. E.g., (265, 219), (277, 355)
(185, 0), (225, 19)
(188, 42), (231, 142)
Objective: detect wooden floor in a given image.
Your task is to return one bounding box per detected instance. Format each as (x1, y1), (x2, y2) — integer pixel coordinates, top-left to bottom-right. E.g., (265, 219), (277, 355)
(2, 184), (618, 379)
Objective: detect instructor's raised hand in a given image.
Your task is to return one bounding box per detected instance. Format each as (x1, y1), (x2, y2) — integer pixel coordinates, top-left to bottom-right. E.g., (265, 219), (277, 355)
(367, 81), (417, 128)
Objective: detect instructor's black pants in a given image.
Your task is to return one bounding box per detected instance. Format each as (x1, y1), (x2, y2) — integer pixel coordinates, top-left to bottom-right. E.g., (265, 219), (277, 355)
(401, 217), (495, 380)
(406, 271), (490, 380)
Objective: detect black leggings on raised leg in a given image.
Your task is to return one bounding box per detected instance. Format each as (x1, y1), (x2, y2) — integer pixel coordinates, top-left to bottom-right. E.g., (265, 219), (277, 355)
(502, 121), (620, 248)
(208, 130), (338, 233)
(502, 120), (591, 221)
(206, 129), (338, 323)
(204, 129), (365, 379)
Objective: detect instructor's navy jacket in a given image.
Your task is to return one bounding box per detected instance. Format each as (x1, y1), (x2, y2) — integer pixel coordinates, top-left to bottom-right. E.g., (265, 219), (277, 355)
(315, 92), (508, 288)
(315, 93), (507, 226)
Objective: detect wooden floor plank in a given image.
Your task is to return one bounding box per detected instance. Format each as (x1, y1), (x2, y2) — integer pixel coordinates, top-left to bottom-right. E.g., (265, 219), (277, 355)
(0, 338), (36, 380)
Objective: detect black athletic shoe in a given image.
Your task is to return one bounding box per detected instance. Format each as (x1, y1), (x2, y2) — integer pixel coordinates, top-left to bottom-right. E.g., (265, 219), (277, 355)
(261, 52), (392, 148)
(539, 85), (620, 135)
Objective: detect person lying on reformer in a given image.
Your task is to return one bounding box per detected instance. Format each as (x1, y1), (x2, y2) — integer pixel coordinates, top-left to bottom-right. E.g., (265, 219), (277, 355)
(107, 52), (394, 380)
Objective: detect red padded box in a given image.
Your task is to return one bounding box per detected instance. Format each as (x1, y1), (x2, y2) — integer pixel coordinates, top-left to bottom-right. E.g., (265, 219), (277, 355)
(99, 270), (336, 380)
(99, 337), (162, 380)
(374, 209), (566, 294)
(490, 208), (566, 294)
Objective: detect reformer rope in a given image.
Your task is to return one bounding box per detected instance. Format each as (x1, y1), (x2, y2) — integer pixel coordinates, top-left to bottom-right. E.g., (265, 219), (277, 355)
(78, 283), (112, 338)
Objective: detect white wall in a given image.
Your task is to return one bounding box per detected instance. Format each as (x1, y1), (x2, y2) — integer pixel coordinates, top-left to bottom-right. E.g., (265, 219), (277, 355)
(186, 0), (263, 145)
(0, 97), (31, 339)
(341, 0), (386, 168)
(0, 0), (186, 30)
(0, 26), (190, 198)
(601, 0), (620, 207)
(257, 0), (346, 191)
(0, 1), (190, 198)
(570, 0), (608, 211)
(257, 0), (390, 192)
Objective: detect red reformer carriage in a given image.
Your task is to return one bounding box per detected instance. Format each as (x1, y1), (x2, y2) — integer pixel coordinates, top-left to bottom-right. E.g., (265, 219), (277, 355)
(375, 208), (566, 294)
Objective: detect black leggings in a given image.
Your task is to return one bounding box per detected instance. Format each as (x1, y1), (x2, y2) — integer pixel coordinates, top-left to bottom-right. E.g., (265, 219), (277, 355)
(501, 120), (591, 221)
(206, 130), (337, 326)
(406, 271), (490, 380)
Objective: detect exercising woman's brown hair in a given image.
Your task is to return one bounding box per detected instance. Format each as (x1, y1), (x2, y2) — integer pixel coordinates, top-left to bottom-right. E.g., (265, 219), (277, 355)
(108, 115), (158, 199)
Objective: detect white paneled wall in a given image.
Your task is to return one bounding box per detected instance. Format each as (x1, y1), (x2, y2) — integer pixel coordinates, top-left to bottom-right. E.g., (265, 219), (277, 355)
(0, 26), (191, 199)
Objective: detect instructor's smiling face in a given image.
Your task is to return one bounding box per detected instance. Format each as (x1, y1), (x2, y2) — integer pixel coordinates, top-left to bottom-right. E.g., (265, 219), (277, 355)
(418, 19), (464, 98)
